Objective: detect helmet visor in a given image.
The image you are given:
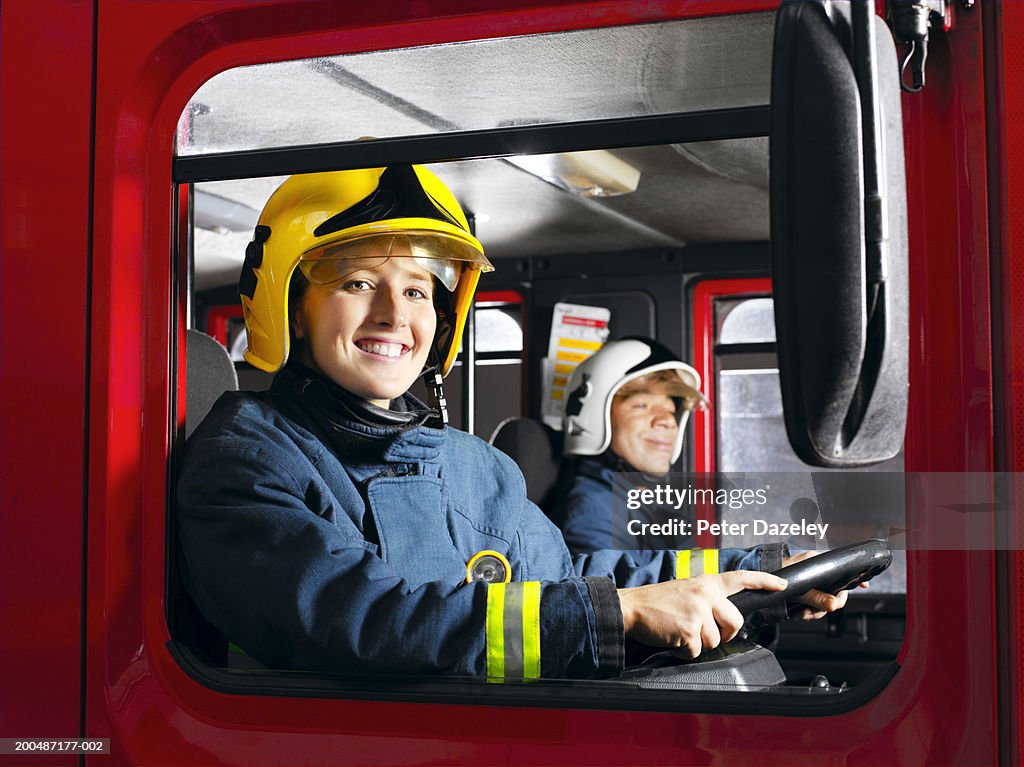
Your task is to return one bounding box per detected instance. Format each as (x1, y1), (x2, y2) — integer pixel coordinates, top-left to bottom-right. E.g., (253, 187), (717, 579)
(613, 368), (710, 412)
(299, 232), (488, 292)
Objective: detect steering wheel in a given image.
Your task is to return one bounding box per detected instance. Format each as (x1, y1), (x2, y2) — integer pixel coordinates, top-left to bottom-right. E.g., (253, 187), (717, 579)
(616, 539), (894, 688)
(729, 538), (893, 623)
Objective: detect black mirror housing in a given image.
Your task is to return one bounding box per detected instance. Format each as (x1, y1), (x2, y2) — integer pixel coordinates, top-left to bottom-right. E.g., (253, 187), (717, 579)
(770, 0), (909, 467)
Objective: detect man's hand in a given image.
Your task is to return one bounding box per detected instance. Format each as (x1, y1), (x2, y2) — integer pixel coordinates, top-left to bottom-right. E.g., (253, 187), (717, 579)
(782, 550), (868, 621)
(618, 571), (787, 658)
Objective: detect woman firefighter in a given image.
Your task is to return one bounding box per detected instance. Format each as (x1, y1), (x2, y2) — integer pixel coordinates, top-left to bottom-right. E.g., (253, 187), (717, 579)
(176, 165), (848, 677)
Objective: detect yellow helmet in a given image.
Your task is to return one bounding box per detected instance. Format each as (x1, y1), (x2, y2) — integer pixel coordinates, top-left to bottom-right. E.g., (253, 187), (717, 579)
(239, 165), (492, 376)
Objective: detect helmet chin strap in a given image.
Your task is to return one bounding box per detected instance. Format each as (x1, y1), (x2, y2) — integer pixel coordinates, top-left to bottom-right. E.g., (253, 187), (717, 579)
(422, 362), (449, 425)
(423, 284), (456, 425)
(423, 306), (449, 425)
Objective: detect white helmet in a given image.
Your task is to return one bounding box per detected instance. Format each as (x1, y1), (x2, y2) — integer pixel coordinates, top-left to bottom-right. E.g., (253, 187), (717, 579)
(562, 337), (709, 463)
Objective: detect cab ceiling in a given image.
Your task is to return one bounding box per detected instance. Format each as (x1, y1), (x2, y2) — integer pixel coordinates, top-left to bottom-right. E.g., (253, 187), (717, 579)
(185, 12), (775, 292)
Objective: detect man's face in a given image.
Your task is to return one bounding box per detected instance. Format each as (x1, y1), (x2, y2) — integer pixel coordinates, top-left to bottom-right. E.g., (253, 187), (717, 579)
(609, 381), (679, 475)
(293, 250), (437, 407)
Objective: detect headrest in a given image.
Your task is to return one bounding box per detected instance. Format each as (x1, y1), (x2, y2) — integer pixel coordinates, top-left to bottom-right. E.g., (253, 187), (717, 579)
(490, 417), (562, 508)
(185, 329), (239, 439)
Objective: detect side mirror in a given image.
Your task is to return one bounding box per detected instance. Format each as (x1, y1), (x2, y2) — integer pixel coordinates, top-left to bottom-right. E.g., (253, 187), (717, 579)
(770, 0), (909, 467)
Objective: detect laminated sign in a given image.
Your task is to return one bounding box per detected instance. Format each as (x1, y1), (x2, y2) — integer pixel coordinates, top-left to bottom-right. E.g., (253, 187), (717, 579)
(541, 303), (611, 428)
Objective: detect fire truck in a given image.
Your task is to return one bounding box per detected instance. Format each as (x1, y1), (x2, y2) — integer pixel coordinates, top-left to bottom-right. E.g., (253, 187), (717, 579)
(2, 0), (1022, 764)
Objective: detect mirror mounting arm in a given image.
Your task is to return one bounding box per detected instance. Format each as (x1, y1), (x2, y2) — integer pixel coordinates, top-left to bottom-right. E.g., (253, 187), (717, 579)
(886, 0), (959, 93)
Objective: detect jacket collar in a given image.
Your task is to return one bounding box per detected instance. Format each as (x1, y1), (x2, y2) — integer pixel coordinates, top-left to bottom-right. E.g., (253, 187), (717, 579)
(576, 451), (670, 486)
(270, 362), (446, 465)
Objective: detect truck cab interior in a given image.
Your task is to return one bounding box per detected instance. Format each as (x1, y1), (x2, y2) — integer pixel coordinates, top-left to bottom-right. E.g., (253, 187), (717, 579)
(170, 4), (909, 710)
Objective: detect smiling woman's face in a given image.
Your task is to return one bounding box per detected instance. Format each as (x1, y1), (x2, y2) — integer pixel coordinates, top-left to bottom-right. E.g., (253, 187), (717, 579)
(609, 381), (679, 475)
(292, 250), (437, 407)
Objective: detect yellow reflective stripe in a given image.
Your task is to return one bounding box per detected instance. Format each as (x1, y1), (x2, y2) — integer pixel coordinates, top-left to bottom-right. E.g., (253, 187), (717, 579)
(485, 582), (506, 681)
(676, 549), (721, 578)
(486, 581), (542, 681)
(676, 549), (691, 579)
(522, 582), (541, 680)
(704, 548), (720, 575)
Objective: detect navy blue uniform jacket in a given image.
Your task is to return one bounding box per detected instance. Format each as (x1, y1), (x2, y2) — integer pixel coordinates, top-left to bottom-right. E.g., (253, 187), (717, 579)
(176, 364), (776, 679)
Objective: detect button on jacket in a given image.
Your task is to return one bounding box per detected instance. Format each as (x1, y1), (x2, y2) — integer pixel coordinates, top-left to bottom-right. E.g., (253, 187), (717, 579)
(177, 364), (780, 680)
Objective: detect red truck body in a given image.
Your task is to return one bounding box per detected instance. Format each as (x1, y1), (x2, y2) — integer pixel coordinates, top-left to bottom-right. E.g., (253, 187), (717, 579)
(2, 0), (1023, 764)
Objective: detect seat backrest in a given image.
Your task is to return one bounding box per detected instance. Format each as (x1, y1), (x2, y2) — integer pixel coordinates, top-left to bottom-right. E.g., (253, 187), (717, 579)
(489, 417), (563, 511)
(175, 330), (242, 666)
(185, 329), (239, 439)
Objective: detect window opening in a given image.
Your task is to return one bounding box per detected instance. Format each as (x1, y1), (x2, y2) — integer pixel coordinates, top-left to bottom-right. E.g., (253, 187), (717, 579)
(171, 11), (902, 712)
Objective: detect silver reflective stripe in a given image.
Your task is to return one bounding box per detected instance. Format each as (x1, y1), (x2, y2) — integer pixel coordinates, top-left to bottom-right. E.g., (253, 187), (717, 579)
(502, 582), (525, 680)
(690, 552), (707, 576)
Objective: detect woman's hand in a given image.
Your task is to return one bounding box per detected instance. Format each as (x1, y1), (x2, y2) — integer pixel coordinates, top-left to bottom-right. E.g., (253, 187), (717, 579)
(618, 570), (788, 658)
